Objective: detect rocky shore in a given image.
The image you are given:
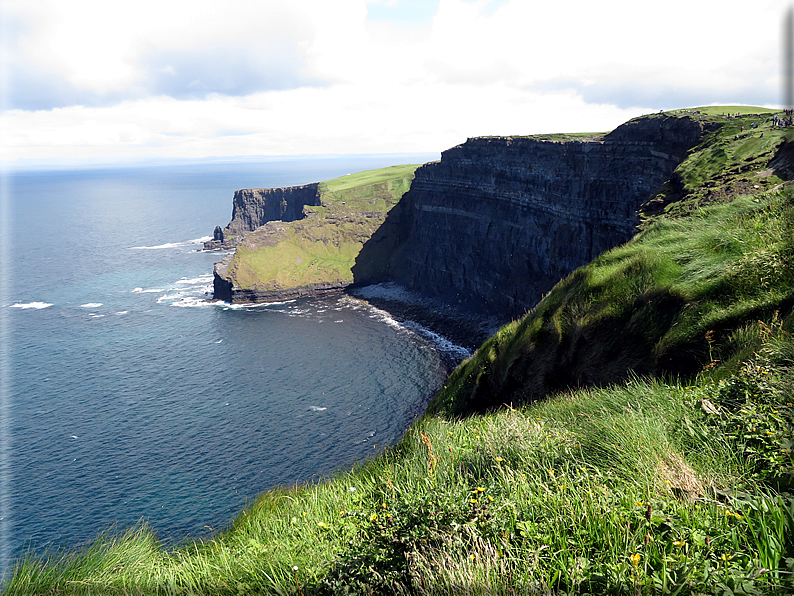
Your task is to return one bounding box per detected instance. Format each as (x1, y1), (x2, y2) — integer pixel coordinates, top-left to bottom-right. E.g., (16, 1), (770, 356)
(349, 283), (506, 362)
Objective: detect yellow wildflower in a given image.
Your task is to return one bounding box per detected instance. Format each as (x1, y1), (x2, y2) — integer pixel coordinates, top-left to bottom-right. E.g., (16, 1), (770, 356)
(630, 553), (641, 567)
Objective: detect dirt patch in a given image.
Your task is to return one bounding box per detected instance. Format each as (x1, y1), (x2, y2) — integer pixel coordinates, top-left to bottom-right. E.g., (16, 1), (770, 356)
(657, 452), (709, 501)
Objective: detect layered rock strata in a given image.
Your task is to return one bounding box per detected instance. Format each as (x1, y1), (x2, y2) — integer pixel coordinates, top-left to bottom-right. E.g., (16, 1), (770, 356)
(359, 115), (708, 317)
(204, 183), (322, 250)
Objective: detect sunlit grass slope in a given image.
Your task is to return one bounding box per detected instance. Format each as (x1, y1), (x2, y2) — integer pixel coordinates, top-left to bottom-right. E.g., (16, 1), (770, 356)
(224, 164), (417, 292)
(643, 108), (789, 219)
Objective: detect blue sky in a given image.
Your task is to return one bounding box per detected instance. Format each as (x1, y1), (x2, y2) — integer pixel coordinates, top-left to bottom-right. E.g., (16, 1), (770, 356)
(0, 0), (784, 166)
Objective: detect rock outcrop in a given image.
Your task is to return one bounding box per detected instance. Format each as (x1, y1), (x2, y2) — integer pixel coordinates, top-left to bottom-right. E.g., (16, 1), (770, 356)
(226, 183), (322, 240)
(211, 166), (418, 303)
(204, 183), (322, 250)
(354, 114), (710, 318)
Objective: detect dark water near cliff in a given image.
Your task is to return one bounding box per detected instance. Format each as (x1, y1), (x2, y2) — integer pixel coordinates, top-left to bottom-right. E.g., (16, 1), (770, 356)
(0, 155), (447, 578)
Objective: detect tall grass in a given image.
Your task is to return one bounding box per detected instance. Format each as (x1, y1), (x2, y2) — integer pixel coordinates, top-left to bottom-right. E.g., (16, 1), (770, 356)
(7, 361), (793, 594)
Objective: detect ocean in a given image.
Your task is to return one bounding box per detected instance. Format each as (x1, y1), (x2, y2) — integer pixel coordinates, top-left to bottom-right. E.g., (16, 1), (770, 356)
(0, 155), (454, 578)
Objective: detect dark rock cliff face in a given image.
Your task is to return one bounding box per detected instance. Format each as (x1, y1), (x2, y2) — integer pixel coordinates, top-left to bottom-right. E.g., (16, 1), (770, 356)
(204, 183), (322, 250)
(226, 183), (322, 241)
(357, 115), (708, 318)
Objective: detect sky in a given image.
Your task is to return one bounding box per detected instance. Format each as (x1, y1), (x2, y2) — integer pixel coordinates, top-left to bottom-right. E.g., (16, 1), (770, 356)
(0, 0), (786, 167)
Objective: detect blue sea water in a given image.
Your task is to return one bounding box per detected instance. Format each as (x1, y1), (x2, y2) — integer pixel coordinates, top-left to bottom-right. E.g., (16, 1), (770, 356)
(0, 155), (449, 579)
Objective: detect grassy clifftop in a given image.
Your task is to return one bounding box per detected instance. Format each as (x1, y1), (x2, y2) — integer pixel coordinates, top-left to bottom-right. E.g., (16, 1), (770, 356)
(7, 109), (794, 595)
(222, 164), (417, 293)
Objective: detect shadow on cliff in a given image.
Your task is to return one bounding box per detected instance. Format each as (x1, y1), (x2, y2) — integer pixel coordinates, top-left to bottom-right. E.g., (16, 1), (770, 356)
(350, 189), (413, 286)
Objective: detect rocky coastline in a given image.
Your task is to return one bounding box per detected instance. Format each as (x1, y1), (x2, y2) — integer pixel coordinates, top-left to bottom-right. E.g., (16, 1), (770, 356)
(208, 113), (713, 339)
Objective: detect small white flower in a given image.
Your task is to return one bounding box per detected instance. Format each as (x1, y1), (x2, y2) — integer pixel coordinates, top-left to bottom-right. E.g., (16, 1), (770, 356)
(293, 566), (299, 571)
(349, 486), (356, 492)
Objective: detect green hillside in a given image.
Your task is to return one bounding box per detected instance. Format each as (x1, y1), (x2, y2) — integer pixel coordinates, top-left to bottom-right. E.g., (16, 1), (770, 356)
(6, 110), (794, 595)
(222, 165), (418, 293)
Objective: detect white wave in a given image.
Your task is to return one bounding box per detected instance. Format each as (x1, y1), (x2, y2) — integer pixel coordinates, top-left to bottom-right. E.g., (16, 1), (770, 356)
(156, 293), (182, 303)
(405, 322), (472, 360)
(215, 339), (223, 343)
(131, 236), (214, 250)
(116, 311), (128, 315)
(89, 313), (105, 318)
(170, 297), (215, 308)
(131, 287), (164, 294)
(175, 275), (214, 285)
(216, 300), (292, 310)
(80, 303), (103, 308)
(10, 302), (53, 309)
(367, 306), (406, 332)
(309, 406), (327, 412)
(129, 242), (186, 250)
(354, 294), (472, 360)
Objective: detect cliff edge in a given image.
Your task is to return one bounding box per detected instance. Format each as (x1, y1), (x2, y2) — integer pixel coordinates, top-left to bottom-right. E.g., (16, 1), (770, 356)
(212, 165), (418, 302)
(355, 114), (711, 318)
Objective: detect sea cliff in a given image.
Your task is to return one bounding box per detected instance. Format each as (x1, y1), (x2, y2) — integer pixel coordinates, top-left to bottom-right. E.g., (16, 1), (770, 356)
(204, 183), (322, 250)
(212, 111), (785, 322)
(356, 114), (710, 317)
(211, 165), (417, 302)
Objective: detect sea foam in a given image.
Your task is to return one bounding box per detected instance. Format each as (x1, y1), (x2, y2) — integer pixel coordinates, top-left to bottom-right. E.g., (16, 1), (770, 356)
(10, 302), (53, 310)
(129, 236), (213, 250)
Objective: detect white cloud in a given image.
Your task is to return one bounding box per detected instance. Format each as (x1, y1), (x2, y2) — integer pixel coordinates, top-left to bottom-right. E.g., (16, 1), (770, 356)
(0, 0), (785, 165)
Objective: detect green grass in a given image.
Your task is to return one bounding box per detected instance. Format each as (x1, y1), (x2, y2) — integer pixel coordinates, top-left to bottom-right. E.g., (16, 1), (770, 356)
(321, 164), (417, 194)
(642, 110), (792, 220)
(521, 132), (609, 142)
(224, 164), (418, 292)
(682, 106), (779, 116)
